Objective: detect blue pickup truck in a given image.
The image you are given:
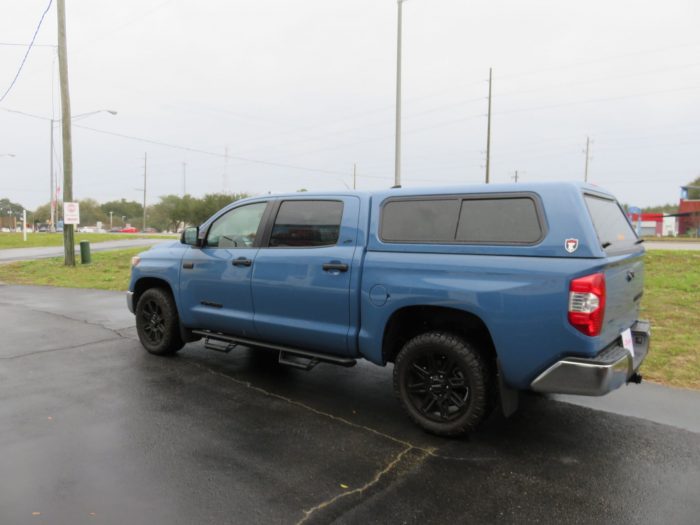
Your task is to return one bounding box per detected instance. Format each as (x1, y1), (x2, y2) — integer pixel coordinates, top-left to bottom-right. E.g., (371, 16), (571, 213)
(127, 182), (649, 436)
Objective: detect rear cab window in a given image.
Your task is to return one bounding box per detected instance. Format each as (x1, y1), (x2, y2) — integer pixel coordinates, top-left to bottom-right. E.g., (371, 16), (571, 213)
(584, 194), (640, 255)
(380, 194), (545, 245)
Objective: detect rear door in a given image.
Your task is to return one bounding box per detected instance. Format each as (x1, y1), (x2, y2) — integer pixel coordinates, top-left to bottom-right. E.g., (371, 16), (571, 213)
(251, 197), (360, 356)
(584, 194), (645, 343)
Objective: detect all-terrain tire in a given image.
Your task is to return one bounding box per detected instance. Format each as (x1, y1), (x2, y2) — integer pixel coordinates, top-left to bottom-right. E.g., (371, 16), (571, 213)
(135, 287), (185, 356)
(393, 331), (490, 436)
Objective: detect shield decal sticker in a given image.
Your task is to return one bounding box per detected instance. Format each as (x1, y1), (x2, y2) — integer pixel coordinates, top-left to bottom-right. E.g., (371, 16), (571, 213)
(564, 238), (579, 253)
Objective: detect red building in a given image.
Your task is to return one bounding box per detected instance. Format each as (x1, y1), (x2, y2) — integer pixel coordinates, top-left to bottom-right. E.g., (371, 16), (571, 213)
(629, 212), (664, 237)
(679, 186), (700, 235)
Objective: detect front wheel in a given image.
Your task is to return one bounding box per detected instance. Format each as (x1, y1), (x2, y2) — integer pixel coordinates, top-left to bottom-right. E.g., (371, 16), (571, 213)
(393, 332), (490, 436)
(135, 288), (185, 356)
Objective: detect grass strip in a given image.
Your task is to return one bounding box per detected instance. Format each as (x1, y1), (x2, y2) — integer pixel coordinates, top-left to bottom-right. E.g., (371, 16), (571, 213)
(639, 250), (700, 389)
(0, 247), (142, 291)
(0, 232), (173, 249)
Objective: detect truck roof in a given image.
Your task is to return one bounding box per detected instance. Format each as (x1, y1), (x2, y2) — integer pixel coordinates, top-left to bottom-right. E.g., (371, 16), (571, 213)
(244, 181), (614, 202)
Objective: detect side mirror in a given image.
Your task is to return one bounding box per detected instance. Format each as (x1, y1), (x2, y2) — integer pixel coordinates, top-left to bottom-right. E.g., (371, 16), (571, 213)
(181, 227), (201, 247)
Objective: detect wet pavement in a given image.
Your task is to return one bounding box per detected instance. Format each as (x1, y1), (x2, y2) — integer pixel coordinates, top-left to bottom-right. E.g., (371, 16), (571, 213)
(1, 285), (699, 525)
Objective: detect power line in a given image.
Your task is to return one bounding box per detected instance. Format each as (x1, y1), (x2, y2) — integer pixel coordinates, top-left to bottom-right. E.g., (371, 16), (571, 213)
(0, 0), (54, 104)
(0, 106), (352, 178)
(0, 42), (56, 48)
(499, 41), (700, 80)
(494, 83), (700, 116)
(70, 123), (352, 177)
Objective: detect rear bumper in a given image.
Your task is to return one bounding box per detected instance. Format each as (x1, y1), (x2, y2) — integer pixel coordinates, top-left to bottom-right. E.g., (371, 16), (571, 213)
(126, 291), (135, 314)
(530, 320), (650, 396)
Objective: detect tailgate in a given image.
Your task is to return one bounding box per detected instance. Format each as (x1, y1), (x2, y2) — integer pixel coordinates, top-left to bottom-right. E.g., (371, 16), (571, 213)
(583, 193), (645, 346)
(600, 252), (644, 344)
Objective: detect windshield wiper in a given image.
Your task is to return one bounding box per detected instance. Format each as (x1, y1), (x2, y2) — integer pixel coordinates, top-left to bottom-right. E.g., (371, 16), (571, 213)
(601, 242), (612, 249)
(635, 238), (644, 245)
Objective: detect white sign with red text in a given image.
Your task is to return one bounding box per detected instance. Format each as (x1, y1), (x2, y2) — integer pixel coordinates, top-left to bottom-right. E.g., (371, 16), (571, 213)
(63, 202), (80, 225)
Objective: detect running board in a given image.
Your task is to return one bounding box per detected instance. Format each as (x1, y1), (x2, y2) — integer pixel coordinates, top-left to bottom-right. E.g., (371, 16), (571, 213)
(191, 330), (357, 369)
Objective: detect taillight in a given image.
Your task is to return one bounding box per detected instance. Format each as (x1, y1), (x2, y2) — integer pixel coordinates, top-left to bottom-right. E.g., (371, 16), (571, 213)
(568, 273), (606, 336)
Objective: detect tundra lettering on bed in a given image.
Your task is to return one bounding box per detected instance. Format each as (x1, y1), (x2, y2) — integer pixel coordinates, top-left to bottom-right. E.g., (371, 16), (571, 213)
(127, 182), (650, 436)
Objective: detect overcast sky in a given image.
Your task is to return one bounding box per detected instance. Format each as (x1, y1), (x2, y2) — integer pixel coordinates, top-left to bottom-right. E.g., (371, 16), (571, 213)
(1, 0), (699, 210)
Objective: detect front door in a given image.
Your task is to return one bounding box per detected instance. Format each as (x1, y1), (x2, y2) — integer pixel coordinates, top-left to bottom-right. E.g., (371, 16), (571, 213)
(179, 201), (269, 337)
(251, 197), (359, 356)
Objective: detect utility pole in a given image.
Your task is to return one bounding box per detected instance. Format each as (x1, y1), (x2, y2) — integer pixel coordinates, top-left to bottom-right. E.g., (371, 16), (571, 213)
(584, 136), (591, 183)
(394, 0), (405, 188)
(485, 67), (493, 184)
(353, 163), (357, 190)
(512, 170), (519, 183)
(57, 0), (75, 266)
(142, 153), (147, 232)
(109, 211), (113, 230)
(182, 161), (187, 196)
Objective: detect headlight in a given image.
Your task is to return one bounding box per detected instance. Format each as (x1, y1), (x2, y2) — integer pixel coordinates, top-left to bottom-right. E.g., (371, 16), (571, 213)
(131, 256), (141, 267)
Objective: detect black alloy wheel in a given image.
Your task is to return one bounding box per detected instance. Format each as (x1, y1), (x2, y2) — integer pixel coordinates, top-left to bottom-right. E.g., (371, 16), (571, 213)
(141, 299), (166, 345)
(406, 351), (470, 422)
(394, 332), (490, 436)
(135, 287), (184, 355)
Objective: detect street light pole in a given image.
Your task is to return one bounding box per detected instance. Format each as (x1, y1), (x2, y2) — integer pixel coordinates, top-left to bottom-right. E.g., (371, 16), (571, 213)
(485, 67), (493, 184)
(394, 0), (406, 188)
(49, 119), (55, 230)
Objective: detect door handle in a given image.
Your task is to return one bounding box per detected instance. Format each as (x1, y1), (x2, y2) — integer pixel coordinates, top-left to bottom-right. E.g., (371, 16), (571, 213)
(322, 262), (348, 272)
(232, 257), (253, 267)
(182, 262), (194, 269)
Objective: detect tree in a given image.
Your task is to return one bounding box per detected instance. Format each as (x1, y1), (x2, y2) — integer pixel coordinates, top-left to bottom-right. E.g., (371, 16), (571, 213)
(77, 198), (108, 226)
(0, 198), (25, 216)
(0, 198), (25, 228)
(100, 199), (143, 226)
(32, 202), (52, 224)
(190, 193), (249, 225)
(642, 203), (677, 214)
(686, 175), (700, 200)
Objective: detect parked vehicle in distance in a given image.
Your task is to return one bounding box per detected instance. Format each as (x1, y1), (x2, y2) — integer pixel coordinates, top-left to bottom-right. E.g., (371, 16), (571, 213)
(120, 227), (139, 233)
(126, 182), (650, 436)
(143, 227), (160, 234)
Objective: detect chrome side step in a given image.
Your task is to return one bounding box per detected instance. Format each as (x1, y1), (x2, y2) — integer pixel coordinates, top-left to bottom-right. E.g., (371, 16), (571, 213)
(191, 330), (357, 369)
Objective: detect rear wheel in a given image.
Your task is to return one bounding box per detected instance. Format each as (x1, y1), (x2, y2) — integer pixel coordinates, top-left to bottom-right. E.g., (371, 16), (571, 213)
(393, 332), (490, 436)
(135, 288), (185, 355)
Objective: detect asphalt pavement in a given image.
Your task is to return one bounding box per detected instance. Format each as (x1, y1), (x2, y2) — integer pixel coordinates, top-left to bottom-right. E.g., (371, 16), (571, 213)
(1, 285), (698, 525)
(0, 238), (168, 263)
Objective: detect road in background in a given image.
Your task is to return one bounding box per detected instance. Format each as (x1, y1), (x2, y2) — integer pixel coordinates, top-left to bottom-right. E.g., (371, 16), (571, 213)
(0, 285), (698, 525)
(645, 241), (700, 250)
(0, 238), (168, 263)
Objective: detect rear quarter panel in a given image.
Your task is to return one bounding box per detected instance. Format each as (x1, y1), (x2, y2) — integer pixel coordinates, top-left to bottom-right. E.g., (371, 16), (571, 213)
(359, 252), (608, 389)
